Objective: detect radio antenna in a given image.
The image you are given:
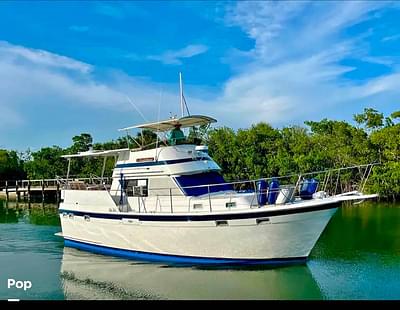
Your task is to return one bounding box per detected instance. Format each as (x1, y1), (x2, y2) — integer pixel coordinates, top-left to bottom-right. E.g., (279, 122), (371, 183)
(179, 72), (184, 117)
(126, 95), (148, 122)
(179, 72), (190, 117)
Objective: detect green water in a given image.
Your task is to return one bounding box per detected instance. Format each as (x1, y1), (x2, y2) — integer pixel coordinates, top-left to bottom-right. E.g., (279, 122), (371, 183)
(0, 199), (399, 300)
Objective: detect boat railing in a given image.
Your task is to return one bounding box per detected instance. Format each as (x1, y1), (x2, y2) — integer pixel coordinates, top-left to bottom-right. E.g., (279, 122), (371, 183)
(57, 163), (377, 214)
(175, 163), (377, 197)
(56, 175), (112, 191)
(130, 163), (377, 214)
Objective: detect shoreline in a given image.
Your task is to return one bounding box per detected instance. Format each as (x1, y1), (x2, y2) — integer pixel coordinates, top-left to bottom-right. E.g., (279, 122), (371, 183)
(0, 191), (16, 199)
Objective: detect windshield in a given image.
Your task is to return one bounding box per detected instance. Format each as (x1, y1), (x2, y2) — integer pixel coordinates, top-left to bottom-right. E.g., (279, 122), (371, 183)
(174, 172), (233, 196)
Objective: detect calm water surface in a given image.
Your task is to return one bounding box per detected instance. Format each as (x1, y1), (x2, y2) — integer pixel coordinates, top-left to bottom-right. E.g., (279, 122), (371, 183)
(0, 199), (399, 300)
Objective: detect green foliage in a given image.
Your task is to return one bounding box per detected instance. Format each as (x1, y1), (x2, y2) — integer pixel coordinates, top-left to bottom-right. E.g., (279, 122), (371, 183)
(23, 146), (66, 179)
(207, 127), (238, 180)
(235, 123), (281, 179)
(306, 119), (374, 166)
(368, 162), (400, 201)
(370, 124), (400, 162)
(0, 149), (26, 181)
(94, 137), (130, 151)
(390, 110), (400, 120)
(136, 129), (158, 148)
(70, 133), (93, 153)
(353, 108), (384, 131)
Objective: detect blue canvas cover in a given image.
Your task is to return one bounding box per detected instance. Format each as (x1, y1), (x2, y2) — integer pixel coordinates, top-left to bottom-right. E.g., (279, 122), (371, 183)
(174, 172), (233, 196)
(256, 179), (268, 206)
(268, 179), (280, 204)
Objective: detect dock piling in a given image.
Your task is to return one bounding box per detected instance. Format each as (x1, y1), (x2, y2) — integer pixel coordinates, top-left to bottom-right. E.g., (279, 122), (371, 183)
(41, 179), (45, 201)
(56, 182), (60, 203)
(27, 180), (31, 202)
(15, 180), (19, 202)
(5, 181), (9, 201)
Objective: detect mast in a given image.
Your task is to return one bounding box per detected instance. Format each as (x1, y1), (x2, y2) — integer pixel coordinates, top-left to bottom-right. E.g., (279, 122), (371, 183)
(179, 72), (184, 117)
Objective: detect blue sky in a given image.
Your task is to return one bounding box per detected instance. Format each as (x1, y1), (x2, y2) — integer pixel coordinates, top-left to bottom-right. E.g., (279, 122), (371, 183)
(1, 1), (400, 151)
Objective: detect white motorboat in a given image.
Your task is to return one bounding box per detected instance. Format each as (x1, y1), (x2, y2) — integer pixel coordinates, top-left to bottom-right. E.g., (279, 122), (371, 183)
(57, 117), (377, 265)
(56, 77), (378, 266)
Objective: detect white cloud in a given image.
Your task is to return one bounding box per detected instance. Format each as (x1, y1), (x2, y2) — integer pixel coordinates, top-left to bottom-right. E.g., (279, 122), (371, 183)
(0, 49), (123, 112)
(213, 1), (400, 127)
(0, 41), (92, 73)
(147, 44), (209, 65)
(0, 41), (201, 132)
(361, 56), (394, 66)
(94, 3), (125, 19)
(226, 0), (308, 63)
(226, 1), (389, 65)
(382, 34), (400, 42)
(357, 73), (400, 97)
(212, 59), (400, 128)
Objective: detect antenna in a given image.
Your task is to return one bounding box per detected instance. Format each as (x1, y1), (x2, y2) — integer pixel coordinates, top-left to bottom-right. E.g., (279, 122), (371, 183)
(179, 72), (184, 117)
(126, 95), (148, 122)
(182, 93), (190, 116)
(124, 95), (148, 150)
(179, 72), (191, 117)
(155, 87), (162, 153)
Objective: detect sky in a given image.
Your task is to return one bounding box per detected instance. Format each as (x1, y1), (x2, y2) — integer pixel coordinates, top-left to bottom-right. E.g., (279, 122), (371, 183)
(1, 1), (400, 151)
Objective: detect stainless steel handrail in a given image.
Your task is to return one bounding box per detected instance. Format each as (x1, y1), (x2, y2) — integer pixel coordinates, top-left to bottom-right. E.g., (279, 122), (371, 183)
(57, 163), (377, 214)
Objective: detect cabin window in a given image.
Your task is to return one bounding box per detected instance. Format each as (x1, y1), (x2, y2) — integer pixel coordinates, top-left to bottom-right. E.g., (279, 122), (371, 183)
(126, 179), (148, 197)
(193, 203), (203, 210)
(174, 172), (233, 196)
(226, 202), (236, 208)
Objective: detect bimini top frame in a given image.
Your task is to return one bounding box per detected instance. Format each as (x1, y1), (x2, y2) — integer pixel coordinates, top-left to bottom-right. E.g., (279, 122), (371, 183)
(60, 148), (129, 184)
(61, 148), (129, 159)
(118, 115), (217, 132)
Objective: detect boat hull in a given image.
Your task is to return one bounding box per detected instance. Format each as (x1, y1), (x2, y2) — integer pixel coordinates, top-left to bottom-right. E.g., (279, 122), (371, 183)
(59, 202), (339, 265)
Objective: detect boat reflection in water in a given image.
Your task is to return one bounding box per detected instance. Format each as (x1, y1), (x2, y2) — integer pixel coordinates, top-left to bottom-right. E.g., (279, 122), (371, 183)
(60, 247), (323, 300)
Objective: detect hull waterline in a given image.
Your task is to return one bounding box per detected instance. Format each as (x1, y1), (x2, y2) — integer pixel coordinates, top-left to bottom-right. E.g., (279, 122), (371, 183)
(64, 239), (307, 266)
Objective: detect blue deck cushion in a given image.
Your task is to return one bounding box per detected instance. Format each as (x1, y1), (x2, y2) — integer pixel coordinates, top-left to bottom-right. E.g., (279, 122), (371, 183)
(268, 178), (280, 204)
(174, 172), (233, 196)
(300, 178), (319, 200)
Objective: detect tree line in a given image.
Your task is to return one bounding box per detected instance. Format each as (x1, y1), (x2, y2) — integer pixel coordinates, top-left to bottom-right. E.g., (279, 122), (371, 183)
(0, 108), (399, 200)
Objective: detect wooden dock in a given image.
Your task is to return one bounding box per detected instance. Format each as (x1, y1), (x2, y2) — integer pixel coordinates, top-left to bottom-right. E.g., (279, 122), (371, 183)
(0, 179), (60, 202)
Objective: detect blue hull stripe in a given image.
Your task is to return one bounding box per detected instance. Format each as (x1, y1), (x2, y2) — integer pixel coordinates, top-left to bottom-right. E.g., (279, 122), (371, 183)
(64, 239), (307, 266)
(59, 202), (340, 222)
(115, 158), (196, 169)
